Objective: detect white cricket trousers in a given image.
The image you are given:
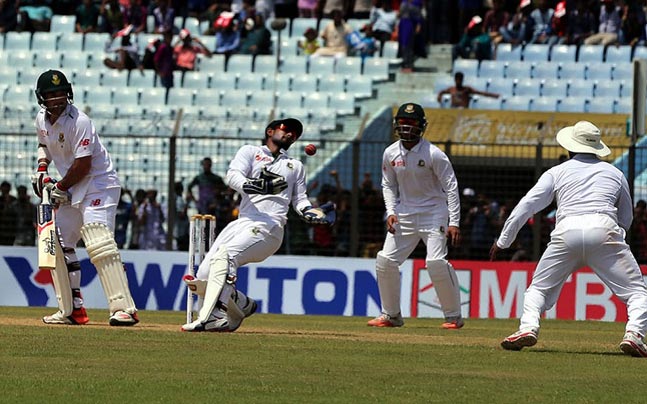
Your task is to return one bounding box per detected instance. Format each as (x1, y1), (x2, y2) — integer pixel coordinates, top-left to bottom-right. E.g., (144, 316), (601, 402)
(196, 217), (283, 279)
(520, 213), (647, 336)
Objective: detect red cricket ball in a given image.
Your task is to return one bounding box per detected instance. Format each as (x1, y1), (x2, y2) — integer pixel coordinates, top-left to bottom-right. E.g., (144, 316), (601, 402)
(305, 144), (317, 156)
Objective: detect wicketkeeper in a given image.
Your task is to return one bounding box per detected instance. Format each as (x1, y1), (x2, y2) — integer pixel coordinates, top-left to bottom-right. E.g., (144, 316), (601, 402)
(182, 118), (335, 332)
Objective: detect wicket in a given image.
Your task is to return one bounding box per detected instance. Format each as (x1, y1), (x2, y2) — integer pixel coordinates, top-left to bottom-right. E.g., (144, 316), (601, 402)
(186, 214), (216, 324)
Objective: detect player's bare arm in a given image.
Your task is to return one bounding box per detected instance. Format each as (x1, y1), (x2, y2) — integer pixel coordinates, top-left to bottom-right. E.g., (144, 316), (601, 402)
(58, 156), (92, 191)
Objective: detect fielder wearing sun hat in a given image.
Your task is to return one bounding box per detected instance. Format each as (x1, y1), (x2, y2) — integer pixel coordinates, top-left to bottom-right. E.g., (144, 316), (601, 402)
(555, 121), (611, 157)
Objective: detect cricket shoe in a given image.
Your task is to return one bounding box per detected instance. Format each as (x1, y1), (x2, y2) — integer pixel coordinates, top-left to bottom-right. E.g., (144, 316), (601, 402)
(441, 316), (464, 330)
(501, 329), (538, 351)
(43, 308), (90, 325)
(181, 311), (235, 333)
(619, 331), (647, 358)
(367, 312), (404, 327)
(109, 310), (139, 326)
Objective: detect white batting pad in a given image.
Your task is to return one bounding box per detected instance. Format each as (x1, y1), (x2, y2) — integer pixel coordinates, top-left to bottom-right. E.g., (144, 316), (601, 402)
(50, 238), (73, 316)
(426, 259), (461, 318)
(80, 223), (137, 315)
(375, 252), (402, 316)
(196, 245), (230, 324)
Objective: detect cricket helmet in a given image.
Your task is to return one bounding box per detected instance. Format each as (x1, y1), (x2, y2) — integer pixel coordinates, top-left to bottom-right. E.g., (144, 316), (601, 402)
(35, 69), (74, 110)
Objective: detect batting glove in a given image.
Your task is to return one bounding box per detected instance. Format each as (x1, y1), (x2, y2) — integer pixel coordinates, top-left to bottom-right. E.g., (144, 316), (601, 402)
(43, 178), (71, 205)
(30, 163), (48, 198)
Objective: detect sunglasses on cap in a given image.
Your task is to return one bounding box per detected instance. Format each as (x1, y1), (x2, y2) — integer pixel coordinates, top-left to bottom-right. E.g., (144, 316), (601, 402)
(276, 123), (297, 134)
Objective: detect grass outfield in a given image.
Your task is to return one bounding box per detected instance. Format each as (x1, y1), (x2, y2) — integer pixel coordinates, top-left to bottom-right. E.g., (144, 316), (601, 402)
(0, 307), (643, 403)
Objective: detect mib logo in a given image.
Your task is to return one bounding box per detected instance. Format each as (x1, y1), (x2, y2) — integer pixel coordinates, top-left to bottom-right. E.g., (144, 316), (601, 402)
(43, 230), (56, 255)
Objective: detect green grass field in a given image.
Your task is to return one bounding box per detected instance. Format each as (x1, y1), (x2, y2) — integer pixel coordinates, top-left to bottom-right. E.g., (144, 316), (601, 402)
(0, 307), (643, 403)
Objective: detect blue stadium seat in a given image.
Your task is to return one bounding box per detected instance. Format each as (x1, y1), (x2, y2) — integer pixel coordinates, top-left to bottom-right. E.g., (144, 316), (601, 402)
(346, 75), (373, 99)
(101, 70), (129, 88)
(236, 75), (265, 92)
(33, 51), (61, 69)
(83, 86), (112, 105)
(513, 79), (542, 97)
(210, 71), (238, 90)
(505, 61), (533, 79)
(495, 43), (522, 61)
(478, 60), (506, 78)
(452, 59), (479, 77)
(557, 97), (587, 113)
(248, 91), (275, 110)
(31, 32), (59, 52)
(182, 71), (210, 89)
(167, 88), (195, 107)
(577, 45), (605, 63)
(73, 71), (101, 88)
(303, 92), (330, 111)
(280, 55), (308, 75)
(486, 77), (514, 95)
(522, 44), (550, 62)
(140, 88), (167, 108)
(362, 58), (389, 81)
(558, 62), (587, 80)
(329, 92), (355, 115)
(275, 91), (303, 109)
(4, 32), (31, 51)
(531, 62), (559, 80)
(501, 95), (531, 111)
(290, 17), (316, 38)
(619, 81), (633, 97)
(540, 81), (566, 97)
(593, 81), (621, 98)
(308, 56), (336, 76)
(567, 80), (594, 97)
(83, 33), (111, 53)
(254, 55), (278, 74)
(633, 46), (647, 61)
(550, 44), (577, 62)
(220, 89), (249, 107)
(57, 33), (84, 52)
(265, 73), (292, 92)
(60, 51), (88, 72)
(586, 63), (613, 81)
(198, 54), (226, 72)
(318, 75), (346, 93)
(529, 96), (559, 112)
(606, 45), (632, 63)
(336, 57), (363, 78)
(616, 98), (632, 114)
(128, 69), (157, 89)
(194, 90), (222, 112)
(470, 95), (502, 110)
(612, 63), (633, 81)
(50, 15), (76, 33)
(587, 97), (616, 114)
(114, 87), (140, 106)
(291, 75), (319, 93)
(226, 54), (254, 73)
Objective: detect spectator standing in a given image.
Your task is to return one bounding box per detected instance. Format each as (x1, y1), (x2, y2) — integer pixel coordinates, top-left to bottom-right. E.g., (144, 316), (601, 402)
(136, 189), (167, 250)
(174, 28), (212, 71)
(115, 189), (133, 249)
(397, 0), (425, 72)
(369, 0), (397, 56)
(491, 121), (647, 357)
(584, 0), (622, 45)
(436, 71), (499, 109)
(75, 0), (100, 34)
(547, 1), (567, 46)
(0, 181), (17, 245)
(154, 30), (175, 91)
(620, 1), (645, 46)
(314, 9), (352, 56)
(188, 157), (227, 216)
(14, 185), (36, 247)
(128, 188), (146, 249)
(368, 103), (463, 329)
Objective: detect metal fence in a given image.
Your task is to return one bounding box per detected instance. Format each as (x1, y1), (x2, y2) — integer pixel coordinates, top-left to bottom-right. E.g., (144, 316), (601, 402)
(3, 131), (647, 261)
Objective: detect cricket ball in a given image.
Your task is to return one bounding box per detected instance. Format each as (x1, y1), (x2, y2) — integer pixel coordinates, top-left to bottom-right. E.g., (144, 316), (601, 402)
(305, 144), (317, 156)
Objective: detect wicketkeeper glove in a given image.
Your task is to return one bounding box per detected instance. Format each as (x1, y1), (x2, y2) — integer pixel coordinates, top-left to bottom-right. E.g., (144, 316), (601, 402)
(30, 163), (48, 198)
(242, 167), (288, 195)
(300, 202), (336, 226)
(43, 178), (71, 205)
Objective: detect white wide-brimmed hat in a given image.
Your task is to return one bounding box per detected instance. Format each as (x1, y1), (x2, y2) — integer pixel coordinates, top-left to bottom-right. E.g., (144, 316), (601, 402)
(555, 121), (611, 157)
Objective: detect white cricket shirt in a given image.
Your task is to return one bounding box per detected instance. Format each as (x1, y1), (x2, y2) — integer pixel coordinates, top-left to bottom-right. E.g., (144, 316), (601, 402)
(35, 104), (120, 205)
(497, 154), (633, 249)
(227, 144), (311, 227)
(381, 139), (460, 226)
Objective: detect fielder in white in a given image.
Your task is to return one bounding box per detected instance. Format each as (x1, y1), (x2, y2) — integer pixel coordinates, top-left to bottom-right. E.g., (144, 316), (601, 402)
(32, 69), (139, 326)
(182, 118), (335, 332)
(490, 120), (647, 357)
(368, 103), (464, 329)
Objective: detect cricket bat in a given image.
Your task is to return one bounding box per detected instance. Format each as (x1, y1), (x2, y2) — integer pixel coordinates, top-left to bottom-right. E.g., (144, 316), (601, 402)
(37, 187), (57, 270)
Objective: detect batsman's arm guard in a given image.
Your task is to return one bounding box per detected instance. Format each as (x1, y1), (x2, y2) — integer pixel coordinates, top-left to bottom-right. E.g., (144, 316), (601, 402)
(300, 201), (336, 226)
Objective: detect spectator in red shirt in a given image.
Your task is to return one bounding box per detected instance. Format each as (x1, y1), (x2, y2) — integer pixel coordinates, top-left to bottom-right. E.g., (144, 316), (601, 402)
(173, 28), (212, 71)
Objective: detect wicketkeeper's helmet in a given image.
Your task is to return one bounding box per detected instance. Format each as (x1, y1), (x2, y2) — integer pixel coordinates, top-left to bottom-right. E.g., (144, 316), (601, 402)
(393, 103), (427, 142)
